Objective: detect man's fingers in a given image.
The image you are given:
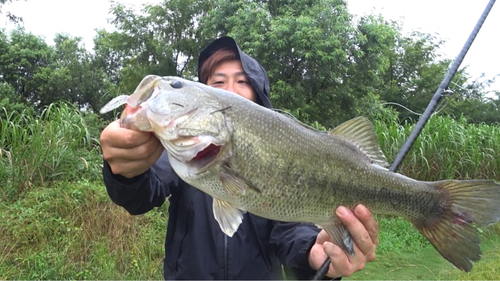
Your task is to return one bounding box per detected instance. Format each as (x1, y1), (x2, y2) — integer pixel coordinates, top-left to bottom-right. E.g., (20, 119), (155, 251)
(315, 227), (331, 245)
(354, 204), (379, 246)
(103, 134), (161, 162)
(323, 242), (348, 277)
(106, 141), (163, 178)
(336, 206), (376, 258)
(100, 119), (164, 178)
(101, 120), (153, 149)
(324, 241), (362, 277)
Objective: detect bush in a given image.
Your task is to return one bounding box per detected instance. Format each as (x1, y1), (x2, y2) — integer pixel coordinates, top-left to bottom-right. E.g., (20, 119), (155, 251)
(374, 114), (500, 181)
(0, 180), (167, 280)
(0, 102), (102, 199)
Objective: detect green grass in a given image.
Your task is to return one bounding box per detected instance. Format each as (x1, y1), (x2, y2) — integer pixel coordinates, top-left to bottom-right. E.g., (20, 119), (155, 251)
(0, 102), (103, 199)
(346, 223), (500, 280)
(0, 180), (168, 279)
(375, 115), (500, 181)
(2, 182), (498, 279)
(1, 105), (500, 279)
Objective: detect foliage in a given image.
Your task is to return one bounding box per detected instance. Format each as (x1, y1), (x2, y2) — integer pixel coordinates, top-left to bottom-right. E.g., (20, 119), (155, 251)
(1, 107), (500, 279)
(440, 76), (500, 125)
(1, 1), (499, 125)
(378, 30), (447, 120)
(375, 28), (500, 125)
(0, 102), (102, 199)
(37, 34), (114, 113)
(0, 27), (55, 109)
(0, 29), (113, 113)
(93, 0), (213, 96)
(0, 82), (33, 120)
(375, 114), (500, 181)
(0, 180), (167, 280)
(0, 0), (24, 23)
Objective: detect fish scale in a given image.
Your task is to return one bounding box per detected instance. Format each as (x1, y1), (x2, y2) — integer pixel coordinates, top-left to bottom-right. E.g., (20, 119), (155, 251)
(225, 104), (428, 222)
(101, 75), (500, 272)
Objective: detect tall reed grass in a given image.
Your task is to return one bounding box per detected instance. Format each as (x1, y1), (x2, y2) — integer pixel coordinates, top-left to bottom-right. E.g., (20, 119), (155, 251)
(1, 105), (500, 279)
(375, 115), (500, 181)
(0, 102), (103, 199)
(373, 115), (500, 260)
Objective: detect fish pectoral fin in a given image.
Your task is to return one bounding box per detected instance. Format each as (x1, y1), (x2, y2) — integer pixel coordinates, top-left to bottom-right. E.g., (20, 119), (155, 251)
(321, 221), (355, 256)
(99, 95), (130, 114)
(330, 116), (389, 167)
(212, 198), (246, 237)
(220, 164), (261, 196)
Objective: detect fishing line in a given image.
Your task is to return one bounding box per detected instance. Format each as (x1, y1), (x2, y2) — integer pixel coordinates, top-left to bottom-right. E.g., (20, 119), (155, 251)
(312, 0), (496, 279)
(382, 102), (425, 116)
(390, 0), (496, 172)
(382, 93), (453, 118)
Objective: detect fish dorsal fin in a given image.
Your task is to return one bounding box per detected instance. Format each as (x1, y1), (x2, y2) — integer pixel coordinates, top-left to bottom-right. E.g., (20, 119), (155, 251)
(330, 117), (389, 167)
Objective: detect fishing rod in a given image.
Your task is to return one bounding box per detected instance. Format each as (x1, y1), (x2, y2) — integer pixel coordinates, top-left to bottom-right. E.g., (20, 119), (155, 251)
(312, 0), (496, 279)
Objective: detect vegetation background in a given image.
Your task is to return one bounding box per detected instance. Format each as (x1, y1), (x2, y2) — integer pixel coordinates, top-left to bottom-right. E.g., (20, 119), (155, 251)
(1, 0), (499, 279)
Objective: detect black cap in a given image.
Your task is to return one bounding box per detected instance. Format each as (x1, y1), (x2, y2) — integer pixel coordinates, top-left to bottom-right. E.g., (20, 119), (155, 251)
(197, 36), (272, 108)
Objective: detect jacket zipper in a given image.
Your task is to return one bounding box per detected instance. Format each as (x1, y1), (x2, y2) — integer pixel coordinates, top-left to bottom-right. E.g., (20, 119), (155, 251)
(224, 235), (228, 279)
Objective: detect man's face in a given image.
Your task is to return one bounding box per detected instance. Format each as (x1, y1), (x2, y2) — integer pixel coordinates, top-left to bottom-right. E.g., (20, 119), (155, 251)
(206, 60), (257, 102)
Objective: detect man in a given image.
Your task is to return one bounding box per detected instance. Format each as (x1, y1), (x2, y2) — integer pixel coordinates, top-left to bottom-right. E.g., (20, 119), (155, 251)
(100, 36), (378, 279)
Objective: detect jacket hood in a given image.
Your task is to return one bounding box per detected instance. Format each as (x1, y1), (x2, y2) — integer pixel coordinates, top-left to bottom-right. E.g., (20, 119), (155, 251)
(198, 36), (272, 109)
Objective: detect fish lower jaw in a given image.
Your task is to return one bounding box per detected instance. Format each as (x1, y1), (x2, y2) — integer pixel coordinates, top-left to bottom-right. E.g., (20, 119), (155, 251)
(166, 135), (224, 170)
(165, 144), (222, 175)
(185, 143), (221, 171)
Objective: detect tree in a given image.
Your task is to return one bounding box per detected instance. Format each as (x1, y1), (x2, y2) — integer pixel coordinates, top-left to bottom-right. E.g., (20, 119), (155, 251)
(0, 82), (34, 120)
(0, 27), (55, 108)
(95, 0), (497, 127)
(0, 0), (25, 23)
(199, 0), (399, 127)
(94, 0), (214, 96)
(440, 74), (500, 124)
(0, 28), (113, 113)
(376, 28), (500, 124)
(35, 34), (114, 113)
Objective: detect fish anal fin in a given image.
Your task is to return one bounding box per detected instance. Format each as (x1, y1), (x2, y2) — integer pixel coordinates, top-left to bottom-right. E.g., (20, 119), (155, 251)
(220, 164), (261, 196)
(330, 117), (389, 167)
(212, 198), (245, 237)
(320, 220), (355, 256)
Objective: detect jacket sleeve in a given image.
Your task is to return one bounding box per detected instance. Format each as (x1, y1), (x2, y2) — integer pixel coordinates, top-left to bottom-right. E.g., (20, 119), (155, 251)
(102, 151), (179, 215)
(270, 221), (322, 280)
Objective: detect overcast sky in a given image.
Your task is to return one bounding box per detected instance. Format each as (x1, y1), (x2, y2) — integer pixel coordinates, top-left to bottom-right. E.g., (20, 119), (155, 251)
(1, 0), (499, 93)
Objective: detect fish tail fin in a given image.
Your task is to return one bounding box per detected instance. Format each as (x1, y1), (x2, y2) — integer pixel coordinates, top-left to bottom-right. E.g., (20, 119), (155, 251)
(414, 180), (500, 272)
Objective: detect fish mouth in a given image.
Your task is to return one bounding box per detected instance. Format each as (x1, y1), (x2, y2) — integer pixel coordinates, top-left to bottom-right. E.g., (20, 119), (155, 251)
(168, 136), (223, 171)
(188, 143), (221, 170)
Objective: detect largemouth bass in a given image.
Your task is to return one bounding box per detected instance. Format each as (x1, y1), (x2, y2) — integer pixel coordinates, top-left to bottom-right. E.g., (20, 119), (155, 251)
(101, 75), (500, 272)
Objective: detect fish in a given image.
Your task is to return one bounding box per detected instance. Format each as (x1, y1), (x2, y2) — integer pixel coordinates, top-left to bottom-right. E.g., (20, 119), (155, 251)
(101, 75), (500, 272)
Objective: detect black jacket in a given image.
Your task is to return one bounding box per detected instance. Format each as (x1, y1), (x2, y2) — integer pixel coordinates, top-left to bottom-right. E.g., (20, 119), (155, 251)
(103, 37), (321, 280)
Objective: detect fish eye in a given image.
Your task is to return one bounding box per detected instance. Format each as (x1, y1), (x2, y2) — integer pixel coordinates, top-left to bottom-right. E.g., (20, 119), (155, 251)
(171, 80), (183, 89)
